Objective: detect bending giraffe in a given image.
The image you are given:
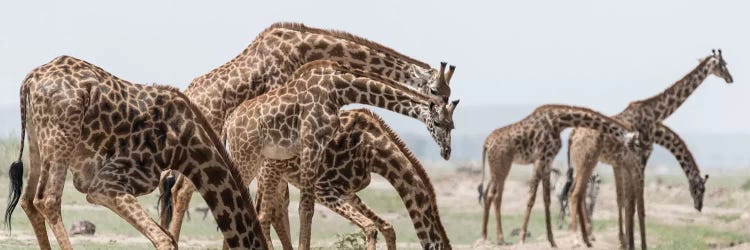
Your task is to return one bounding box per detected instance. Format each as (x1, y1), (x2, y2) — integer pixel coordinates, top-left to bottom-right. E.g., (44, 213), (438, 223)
(568, 49), (732, 249)
(160, 22), (453, 243)
(253, 108), (456, 250)
(476, 104), (645, 247)
(223, 60), (455, 250)
(2, 56), (267, 250)
(559, 124), (707, 234)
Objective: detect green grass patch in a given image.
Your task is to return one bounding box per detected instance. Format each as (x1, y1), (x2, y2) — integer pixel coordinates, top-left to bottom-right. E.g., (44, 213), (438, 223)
(648, 223), (749, 250)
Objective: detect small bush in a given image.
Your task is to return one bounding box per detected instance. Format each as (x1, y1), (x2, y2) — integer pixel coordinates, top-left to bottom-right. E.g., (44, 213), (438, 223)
(333, 232), (366, 250)
(741, 179), (750, 191)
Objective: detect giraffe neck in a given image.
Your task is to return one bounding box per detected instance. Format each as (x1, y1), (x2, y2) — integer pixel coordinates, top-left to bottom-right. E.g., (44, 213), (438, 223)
(275, 25), (433, 91)
(165, 92), (267, 249)
(533, 104), (632, 140)
(631, 57), (718, 121)
(300, 62), (435, 124)
(367, 131), (451, 249)
(342, 109), (450, 248)
(184, 22), (435, 134)
(651, 124), (703, 189)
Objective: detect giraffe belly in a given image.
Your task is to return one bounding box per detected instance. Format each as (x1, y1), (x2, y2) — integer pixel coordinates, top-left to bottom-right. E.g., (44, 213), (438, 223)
(261, 144), (298, 160)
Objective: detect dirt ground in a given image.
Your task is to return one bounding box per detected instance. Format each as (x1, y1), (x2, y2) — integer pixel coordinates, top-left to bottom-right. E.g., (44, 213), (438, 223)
(1, 164), (748, 249)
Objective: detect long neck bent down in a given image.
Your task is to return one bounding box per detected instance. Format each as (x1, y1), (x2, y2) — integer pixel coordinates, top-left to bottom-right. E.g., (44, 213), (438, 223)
(370, 148), (450, 249)
(536, 105), (632, 140)
(331, 76), (433, 124)
(651, 124), (703, 188)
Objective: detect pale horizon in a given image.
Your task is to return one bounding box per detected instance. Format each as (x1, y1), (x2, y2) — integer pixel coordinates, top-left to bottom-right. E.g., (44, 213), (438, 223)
(2, 1), (749, 136)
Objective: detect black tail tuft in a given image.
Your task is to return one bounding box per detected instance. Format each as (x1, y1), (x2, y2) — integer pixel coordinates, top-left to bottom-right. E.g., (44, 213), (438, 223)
(158, 173), (176, 228)
(4, 161), (24, 231)
(477, 183), (484, 204)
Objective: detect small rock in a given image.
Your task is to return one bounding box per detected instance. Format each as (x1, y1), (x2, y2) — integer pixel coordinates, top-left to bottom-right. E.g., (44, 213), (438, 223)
(70, 220), (96, 236)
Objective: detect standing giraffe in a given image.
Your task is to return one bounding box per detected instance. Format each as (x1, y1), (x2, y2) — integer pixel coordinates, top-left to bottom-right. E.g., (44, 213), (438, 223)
(568, 50), (733, 249)
(162, 22), (452, 241)
(557, 123), (707, 236)
(252, 108), (456, 250)
(223, 60), (455, 250)
(476, 104), (644, 247)
(2, 56), (267, 250)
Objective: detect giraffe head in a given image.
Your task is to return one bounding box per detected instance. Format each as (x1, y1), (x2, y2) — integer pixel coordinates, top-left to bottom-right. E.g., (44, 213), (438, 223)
(415, 62), (453, 101)
(423, 64), (458, 160)
(427, 99), (459, 160)
(690, 174), (709, 211)
(708, 49), (733, 84)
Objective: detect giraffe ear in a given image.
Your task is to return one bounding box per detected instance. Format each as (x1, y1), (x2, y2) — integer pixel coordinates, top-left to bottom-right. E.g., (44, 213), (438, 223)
(704, 174), (709, 183)
(448, 99), (460, 113)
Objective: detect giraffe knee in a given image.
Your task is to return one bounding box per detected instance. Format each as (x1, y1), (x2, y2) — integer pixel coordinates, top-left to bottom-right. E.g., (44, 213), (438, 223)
(363, 225), (379, 242)
(32, 196), (62, 220)
(20, 196), (35, 212)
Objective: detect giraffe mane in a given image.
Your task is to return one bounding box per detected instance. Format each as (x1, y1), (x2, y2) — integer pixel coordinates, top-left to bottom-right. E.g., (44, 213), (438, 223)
(629, 56), (714, 107)
(294, 60), (434, 103)
(349, 108), (449, 241)
(263, 22), (430, 69)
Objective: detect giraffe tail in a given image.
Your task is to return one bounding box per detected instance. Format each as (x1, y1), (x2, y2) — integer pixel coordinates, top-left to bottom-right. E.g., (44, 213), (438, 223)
(477, 144), (487, 204)
(158, 171), (177, 227)
(5, 77), (30, 231)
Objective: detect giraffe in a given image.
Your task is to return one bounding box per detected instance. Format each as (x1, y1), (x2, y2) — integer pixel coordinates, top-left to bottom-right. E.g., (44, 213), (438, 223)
(556, 123), (707, 235)
(223, 60), (455, 250)
(567, 49), (733, 249)
(476, 104), (645, 247)
(254, 108), (456, 250)
(162, 22), (453, 241)
(2, 56), (267, 250)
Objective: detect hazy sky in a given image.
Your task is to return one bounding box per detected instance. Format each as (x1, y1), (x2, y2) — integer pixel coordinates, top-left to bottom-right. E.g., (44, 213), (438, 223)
(1, 0), (748, 134)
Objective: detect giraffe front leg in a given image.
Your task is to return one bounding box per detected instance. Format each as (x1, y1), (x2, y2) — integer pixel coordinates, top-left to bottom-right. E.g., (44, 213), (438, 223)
(33, 159), (72, 250)
(636, 166), (647, 250)
(346, 195), (396, 250)
(297, 147), (324, 250)
(541, 165), (557, 248)
(316, 192), (379, 250)
(622, 167), (637, 250)
(87, 191), (177, 249)
(86, 171), (176, 249)
(519, 162), (543, 245)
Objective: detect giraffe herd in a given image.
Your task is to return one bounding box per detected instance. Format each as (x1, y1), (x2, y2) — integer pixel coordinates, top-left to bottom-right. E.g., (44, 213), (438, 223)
(1, 22), (736, 250)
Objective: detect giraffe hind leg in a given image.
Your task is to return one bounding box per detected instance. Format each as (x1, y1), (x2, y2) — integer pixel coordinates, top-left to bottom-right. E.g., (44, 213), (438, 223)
(18, 135), (52, 250)
(33, 158), (72, 250)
